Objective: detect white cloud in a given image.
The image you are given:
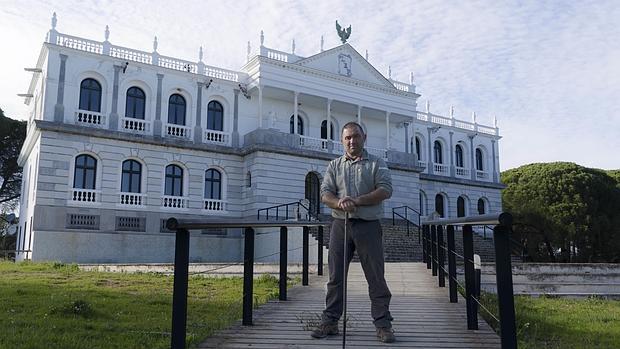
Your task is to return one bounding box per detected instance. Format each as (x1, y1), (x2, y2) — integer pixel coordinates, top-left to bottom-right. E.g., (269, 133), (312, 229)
(0, 0), (618, 170)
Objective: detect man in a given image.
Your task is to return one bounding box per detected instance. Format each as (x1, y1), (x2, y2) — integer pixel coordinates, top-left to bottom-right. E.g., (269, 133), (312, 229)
(310, 122), (395, 343)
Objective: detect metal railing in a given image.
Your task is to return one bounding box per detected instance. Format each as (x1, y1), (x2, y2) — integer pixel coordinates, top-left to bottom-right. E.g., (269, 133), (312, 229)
(422, 213), (517, 349)
(164, 218), (328, 349)
(391, 205), (421, 242)
(257, 200), (317, 221)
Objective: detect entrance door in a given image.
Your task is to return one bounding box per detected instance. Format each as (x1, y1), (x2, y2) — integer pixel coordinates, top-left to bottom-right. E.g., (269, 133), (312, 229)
(305, 172), (321, 218)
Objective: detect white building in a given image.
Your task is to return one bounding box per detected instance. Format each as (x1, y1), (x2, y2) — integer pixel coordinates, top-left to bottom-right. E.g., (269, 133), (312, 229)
(16, 14), (504, 263)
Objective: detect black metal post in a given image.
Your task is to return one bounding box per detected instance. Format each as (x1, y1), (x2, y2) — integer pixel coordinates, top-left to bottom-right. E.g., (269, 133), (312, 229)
(431, 225), (437, 276)
(171, 228), (190, 349)
(463, 224), (478, 330)
(317, 226), (324, 276)
(392, 211), (395, 225)
(302, 226), (309, 286)
(242, 227), (255, 326)
(494, 224), (518, 349)
(447, 225), (458, 303)
(422, 225), (427, 264)
(279, 226), (288, 301)
(437, 225), (445, 287)
(426, 226), (432, 269)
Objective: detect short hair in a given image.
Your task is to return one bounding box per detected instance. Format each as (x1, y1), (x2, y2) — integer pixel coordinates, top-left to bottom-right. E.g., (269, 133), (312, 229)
(341, 121), (365, 136)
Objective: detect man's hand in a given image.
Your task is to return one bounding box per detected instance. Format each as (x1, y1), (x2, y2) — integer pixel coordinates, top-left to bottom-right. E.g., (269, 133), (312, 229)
(338, 196), (358, 212)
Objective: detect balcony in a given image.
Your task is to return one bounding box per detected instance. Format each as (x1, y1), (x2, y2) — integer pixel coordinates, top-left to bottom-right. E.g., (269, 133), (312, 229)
(299, 135), (329, 152)
(203, 130), (231, 146)
(70, 189), (100, 204)
(433, 163), (449, 176)
(165, 123), (192, 140)
(203, 199), (226, 212)
(455, 166), (470, 178)
(120, 117), (151, 135)
(75, 110), (106, 128)
(162, 196), (189, 209)
(476, 170), (490, 180)
(417, 160), (427, 168)
(119, 193), (146, 207)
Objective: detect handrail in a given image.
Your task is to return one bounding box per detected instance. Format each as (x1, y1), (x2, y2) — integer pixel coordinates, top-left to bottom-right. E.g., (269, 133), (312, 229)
(391, 205), (421, 243)
(164, 218), (328, 349)
(421, 212), (517, 349)
(257, 200), (319, 221)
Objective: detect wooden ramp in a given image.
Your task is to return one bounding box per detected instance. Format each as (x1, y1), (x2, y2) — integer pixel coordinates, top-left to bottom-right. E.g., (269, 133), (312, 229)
(199, 262), (501, 348)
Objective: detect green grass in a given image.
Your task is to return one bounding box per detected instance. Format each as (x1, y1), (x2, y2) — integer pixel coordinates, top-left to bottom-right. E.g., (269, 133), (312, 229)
(478, 292), (620, 349)
(0, 261), (292, 349)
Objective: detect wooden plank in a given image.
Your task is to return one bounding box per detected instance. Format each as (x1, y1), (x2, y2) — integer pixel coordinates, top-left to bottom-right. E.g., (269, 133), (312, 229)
(198, 262), (500, 349)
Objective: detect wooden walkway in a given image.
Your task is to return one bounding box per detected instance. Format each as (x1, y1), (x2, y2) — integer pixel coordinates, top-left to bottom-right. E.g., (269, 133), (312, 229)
(199, 263), (501, 348)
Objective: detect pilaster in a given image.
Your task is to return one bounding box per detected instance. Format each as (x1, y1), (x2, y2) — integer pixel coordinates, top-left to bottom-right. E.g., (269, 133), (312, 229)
(53, 54), (68, 123)
(194, 81), (203, 143)
(153, 73), (164, 137)
(109, 64), (122, 131)
(232, 89), (240, 147)
(449, 131), (455, 177)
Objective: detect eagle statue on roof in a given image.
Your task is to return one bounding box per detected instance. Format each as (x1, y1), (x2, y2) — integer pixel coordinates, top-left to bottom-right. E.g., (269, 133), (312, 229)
(336, 20), (351, 44)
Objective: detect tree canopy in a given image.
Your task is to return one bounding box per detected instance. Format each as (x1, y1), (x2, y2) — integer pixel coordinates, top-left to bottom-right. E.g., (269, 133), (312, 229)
(502, 162), (620, 263)
(0, 108), (27, 209)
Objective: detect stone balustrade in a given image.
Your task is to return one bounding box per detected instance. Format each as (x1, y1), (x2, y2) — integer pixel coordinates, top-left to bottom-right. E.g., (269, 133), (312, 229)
(75, 110), (106, 128)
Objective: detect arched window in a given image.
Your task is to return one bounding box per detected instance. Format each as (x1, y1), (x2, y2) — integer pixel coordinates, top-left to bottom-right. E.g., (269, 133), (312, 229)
(476, 148), (484, 171)
(457, 196), (466, 217)
(165, 165), (183, 196)
(207, 100), (224, 131)
(125, 87), (145, 119)
(79, 78), (102, 112)
(415, 137), (421, 161)
(74, 155), (97, 189)
(289, 115), (304, 135)
(478, 198), (486, 214)
(434, 141), (443, 164)
(168, 94), (186, 125)
(121, 160), (142, 193)
(305, 172), (321, 217)
(321, 120), (335, 140)
(246, 171), (252, 188)
(205, 169), (222, 200)
(419, 190), (427, 215)
(455, 145), (464, 167)
(435, 194), (445, 218)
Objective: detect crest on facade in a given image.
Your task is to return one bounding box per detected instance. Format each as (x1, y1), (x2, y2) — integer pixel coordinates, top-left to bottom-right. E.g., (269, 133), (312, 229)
(336, 21), (351, 44)
(338, 53), (353, 77)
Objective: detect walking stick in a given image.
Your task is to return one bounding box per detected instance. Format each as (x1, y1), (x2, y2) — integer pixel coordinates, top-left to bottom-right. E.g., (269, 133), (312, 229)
(342, 211), (349, 349)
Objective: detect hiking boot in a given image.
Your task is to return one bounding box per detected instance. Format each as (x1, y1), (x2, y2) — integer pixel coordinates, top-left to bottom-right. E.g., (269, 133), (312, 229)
(376, 327), (396, 343)
(310, 322), (339, 338)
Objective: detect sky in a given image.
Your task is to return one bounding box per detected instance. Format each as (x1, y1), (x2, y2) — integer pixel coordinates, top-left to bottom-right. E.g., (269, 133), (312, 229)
(0, 0), (618, 171)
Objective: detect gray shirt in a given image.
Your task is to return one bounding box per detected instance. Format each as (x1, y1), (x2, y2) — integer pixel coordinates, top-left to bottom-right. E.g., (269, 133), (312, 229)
(320, 150), (392, 220)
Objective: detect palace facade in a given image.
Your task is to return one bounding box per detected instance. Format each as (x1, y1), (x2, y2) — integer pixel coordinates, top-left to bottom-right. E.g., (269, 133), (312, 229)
(16, 14), (504, 263)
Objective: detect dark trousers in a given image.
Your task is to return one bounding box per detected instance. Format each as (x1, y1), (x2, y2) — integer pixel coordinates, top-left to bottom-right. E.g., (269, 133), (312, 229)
(321, 218), (393, 328)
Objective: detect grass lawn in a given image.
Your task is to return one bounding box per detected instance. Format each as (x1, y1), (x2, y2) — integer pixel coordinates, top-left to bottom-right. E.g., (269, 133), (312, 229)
(0, 261), (290, 349)
(479, 292), (620, 348)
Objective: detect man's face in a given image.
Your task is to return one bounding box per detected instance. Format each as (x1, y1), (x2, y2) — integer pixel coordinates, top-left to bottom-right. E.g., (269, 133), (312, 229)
(341, 125), (366, 158)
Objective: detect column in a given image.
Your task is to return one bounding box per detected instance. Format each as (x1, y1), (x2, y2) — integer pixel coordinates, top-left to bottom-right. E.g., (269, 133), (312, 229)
(258, 86), (263, 128)
(427, 128), (433, 174)
(293, 91), (299, 134)
(385, 111), (391, 149)
(492, 139), (498, 182)
(194, 81), (203, 143)
(153, 73), (164, 137)
(232, 89), (240, 147)
(327, 99), (332, 139)
(449, 131), (455, 177)
(109, 64), (122, 131)
(469, 134), (476, 180)
(357, 105), (362, 126)
(53, 54), (68, 123)
(404, 122), (409, 153)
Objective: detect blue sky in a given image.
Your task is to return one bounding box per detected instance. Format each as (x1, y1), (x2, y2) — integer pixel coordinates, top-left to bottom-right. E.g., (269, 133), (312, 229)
(0, 0), (618, 171)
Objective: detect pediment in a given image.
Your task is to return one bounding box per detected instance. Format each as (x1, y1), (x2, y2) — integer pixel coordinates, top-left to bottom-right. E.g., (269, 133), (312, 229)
(296, 44), (394, 88)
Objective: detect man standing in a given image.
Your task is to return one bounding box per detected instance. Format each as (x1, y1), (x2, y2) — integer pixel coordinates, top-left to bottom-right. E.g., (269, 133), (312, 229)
(310, 122), (395, 343)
